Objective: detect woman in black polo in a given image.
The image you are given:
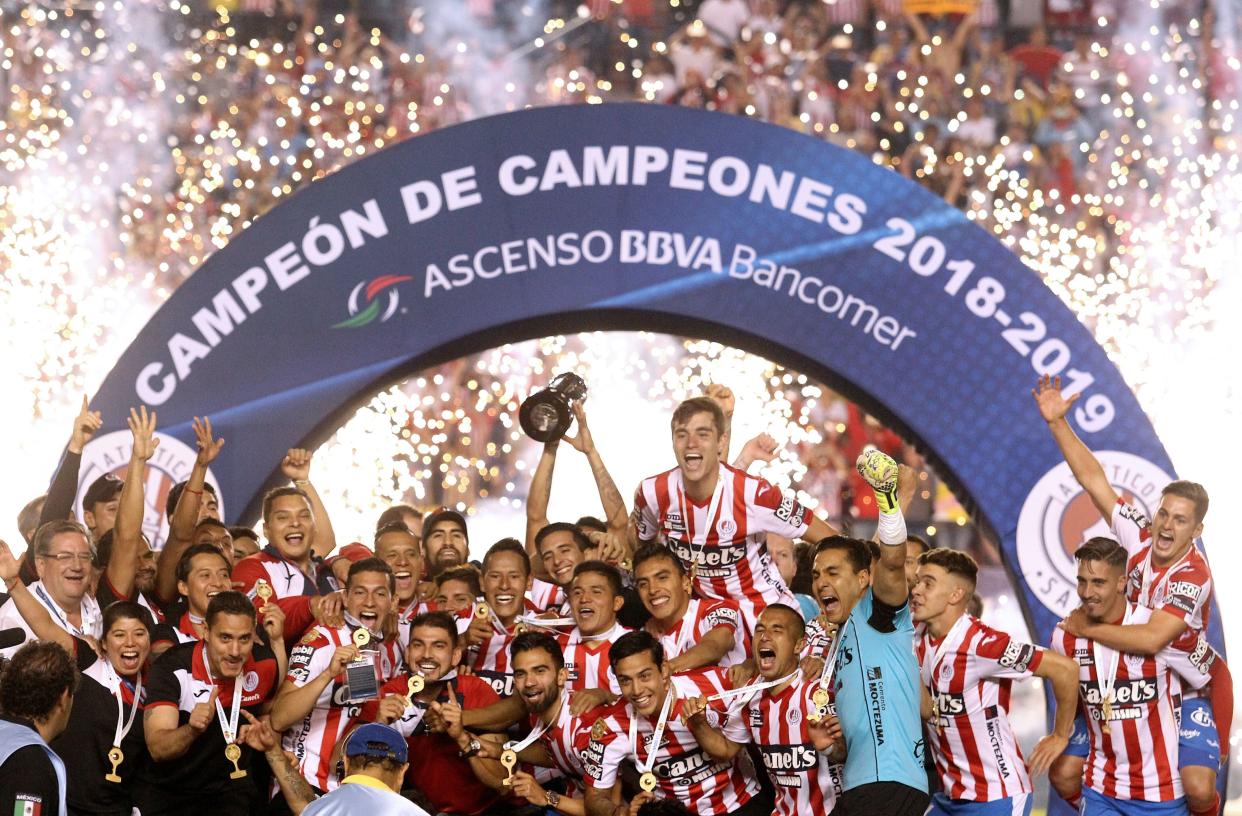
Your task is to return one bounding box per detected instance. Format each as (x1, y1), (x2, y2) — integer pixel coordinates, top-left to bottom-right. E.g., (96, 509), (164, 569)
(0, 550), (153, 816)
(52, 601), (153, 816)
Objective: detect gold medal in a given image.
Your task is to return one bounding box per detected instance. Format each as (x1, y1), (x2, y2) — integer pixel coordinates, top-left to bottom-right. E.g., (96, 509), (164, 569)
(352, 627), (371, 648)
(255, 579), (273, 602)
(807, 709), (822, 723)
(1101, 697), (1113, 735)
(639, 771), (658, 793)
(105, 746), (124, 783)
(475, 603), (489, 619)
(500, 748), (518, 785)
(812, 688), (829, 707)
(514, 622), (527, 635)
(408, 674), (425, 696)
(225, 742), (247, 779)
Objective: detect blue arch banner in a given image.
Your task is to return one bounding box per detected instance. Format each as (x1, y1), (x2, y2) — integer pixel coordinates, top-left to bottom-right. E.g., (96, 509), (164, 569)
(86, 103), (1222, 664)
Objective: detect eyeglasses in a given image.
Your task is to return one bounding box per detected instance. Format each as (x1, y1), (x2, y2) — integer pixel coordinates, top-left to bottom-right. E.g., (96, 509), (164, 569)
(39, 552), (95, 565)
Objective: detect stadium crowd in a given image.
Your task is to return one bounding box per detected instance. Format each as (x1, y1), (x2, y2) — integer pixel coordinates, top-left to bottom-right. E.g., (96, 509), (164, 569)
(0, 374), (1232, 816)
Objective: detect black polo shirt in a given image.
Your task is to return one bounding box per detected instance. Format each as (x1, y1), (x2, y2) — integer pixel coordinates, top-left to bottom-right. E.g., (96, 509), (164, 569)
(134, 640), (278, 814)
(0, 716), (61, 816)
(51, 640), (147, 815)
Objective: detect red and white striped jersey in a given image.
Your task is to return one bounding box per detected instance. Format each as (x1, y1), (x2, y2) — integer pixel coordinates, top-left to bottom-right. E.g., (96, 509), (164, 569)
(527, 578), (569, 616)
(739, 674), (844, 816)
(801, 616), (836, 660)
(1111, 499), (1214, 653)
(469, 615), (521, 697)
(395, 597), (437, 650)
(646, 597), (750, 668)
(914, 615), (1041, 801)
(583, 669), (761, 815)
(557, 622), (629, 694)
(1051, 603), (1212, 802)
(528, 695), (607, 799)
(283, 624), (403, 791)
(633, 464), (808, 629)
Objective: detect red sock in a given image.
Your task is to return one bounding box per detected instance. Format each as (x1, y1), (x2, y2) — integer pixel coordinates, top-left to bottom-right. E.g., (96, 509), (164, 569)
(1189, 792), (1219, 816)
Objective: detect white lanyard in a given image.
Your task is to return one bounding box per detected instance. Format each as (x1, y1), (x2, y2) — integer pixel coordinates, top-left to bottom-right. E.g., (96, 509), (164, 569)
(566, 621), (627, 648)
(505, 692), (565, 754)
(920, 615), (970, 689)
(204, 654), (244, 743)
(708, 669), (800, 709)
(675, 465), (728, 563)
(817, 621), (844, 691)
(1092, 604), (1134, 715)
(630, 686), (676, 776)
(107, 666), (143, 749)
(34, 583), (90, 637)
(517, 614), (576, 629)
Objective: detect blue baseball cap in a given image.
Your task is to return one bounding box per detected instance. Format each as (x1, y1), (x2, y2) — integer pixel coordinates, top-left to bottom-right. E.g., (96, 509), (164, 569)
(344, 723), (407, 763)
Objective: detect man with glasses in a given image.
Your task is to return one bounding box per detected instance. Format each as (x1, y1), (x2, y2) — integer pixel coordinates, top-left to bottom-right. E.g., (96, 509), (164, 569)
(0, 519), (101, 658)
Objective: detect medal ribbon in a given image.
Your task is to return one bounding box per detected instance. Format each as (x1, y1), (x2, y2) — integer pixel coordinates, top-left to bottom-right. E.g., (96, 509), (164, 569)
(204, 655), (244, 744)
(675, 465), (727, 575)
(630, 685), (676, 777)
(1092, 604), (1134, 725)
(104, 663), (143, 749)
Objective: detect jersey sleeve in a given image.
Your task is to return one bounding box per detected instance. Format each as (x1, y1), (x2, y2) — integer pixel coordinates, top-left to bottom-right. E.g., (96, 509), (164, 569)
(230, 556), (267, 595)
(633, 483), (659, 542)
(748, 478), (812, 539)
(287, 634), (334, 687)
(972, 625), (1044, 679)
(1154, 562), (1211, 624)
(144, 651), (185, 710)
(462, 675), (501, 708)
(697, 599), (741, 638)
(1110, 499), (1152, 557)
(274, 596), (316, 644)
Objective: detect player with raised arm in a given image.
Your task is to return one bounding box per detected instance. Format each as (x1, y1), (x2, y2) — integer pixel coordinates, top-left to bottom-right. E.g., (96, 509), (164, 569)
(526, 402), (629, 591)
(630, 396), (837, 631)
(808, 451), (927, 816)
(270, 558), (401, 801)
(910, 548), (1079, 816)
(1035, 374), (1231, 816)
(1051, 537), (1216, 815)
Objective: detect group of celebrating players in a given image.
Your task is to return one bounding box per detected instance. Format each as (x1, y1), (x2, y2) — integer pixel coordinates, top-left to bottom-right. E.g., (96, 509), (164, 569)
(0, 374), (1231, 816)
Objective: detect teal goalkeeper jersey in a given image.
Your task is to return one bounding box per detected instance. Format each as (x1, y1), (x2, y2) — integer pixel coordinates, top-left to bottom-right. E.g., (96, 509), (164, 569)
(830, 587), (928, 793)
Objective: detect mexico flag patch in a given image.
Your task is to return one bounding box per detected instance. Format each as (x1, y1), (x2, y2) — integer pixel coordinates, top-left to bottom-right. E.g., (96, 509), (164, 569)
(14, 794), (43, 816)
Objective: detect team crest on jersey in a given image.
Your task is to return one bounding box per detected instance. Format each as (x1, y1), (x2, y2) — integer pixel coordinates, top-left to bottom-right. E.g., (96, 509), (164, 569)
(1016, 452), (1172, 617)
(591, 719), (607, 740)
(1124, 654), (1146, 671)
(299, 630), (320, 646)
(787, 706), (801, 725)
(243, 670), (259, 692)
(716, 518), (736, 537)
(939, 663), (954, 680)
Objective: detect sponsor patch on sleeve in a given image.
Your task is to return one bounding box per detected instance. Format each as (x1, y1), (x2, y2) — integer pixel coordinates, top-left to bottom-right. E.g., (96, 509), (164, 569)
(998, 641), (1038, 673)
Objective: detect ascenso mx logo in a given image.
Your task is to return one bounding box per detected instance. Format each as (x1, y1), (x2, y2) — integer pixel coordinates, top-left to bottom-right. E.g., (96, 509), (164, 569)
(333, 275), (412, 328)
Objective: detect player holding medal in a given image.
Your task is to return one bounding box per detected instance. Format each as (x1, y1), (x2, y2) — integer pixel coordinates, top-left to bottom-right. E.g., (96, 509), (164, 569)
(682, 603), (846, 816)
(270, 558), (401, 797)
(583, 631), (767, 816)
(139, 592), (280, 814)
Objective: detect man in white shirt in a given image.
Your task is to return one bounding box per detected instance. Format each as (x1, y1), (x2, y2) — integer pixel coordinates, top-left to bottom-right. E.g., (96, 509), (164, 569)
(697, 0), (751, 46)
(0, 520), (101, 658)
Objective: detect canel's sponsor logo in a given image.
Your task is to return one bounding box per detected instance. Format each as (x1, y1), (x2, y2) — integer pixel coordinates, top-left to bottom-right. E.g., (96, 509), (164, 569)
(78, 430), (224, 551)
(333, 275), (412, 328)
(1016, 452), (1172, 616)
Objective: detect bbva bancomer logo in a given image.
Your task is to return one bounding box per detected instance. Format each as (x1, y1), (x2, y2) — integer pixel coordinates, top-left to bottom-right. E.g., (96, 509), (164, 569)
(333, 275), (412, 328)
